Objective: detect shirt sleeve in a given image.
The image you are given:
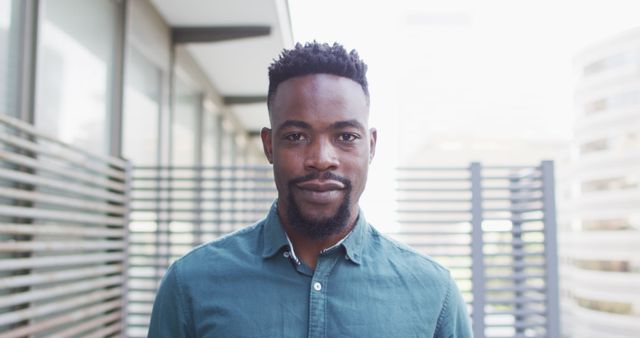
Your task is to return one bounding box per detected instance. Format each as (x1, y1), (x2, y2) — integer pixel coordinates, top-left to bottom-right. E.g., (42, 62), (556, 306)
(434, 273), (473, 338)
(148, 263), (194, 338)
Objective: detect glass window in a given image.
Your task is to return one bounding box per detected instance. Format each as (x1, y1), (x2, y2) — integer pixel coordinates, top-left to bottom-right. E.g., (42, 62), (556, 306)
(580, 138), (608, 155)
(0, 0), (22, 117)
(582, 176), (638, 193)
(582, 218), (631, 231)
(171, 78), (200, 166)
(34, 0), (120, 155)
(608, 91), (640, 111)
(571, 259), (630, 272)
(221, 121), (234, 166)
(583, 52), (631, 77)
(202, 110), (219, 166)
(123, 47), (161, 165)
(584, 98), (607, 115)
(623, 132), (640, 149)
(584, 91), (640, 116)
(575, 296), (632, 315)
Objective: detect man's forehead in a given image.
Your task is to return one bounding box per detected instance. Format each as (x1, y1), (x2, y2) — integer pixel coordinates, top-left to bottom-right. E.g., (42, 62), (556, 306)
(271, 74), (367, 106)
(267, 74), (370, 132)
(271, 74), (367, 109)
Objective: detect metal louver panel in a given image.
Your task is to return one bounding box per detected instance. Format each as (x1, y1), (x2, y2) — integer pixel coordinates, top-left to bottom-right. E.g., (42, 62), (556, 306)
(126, 165), (276, 338)
(394, 163), (560, 338)
(0, 114), (130, 337)
(127, 161), (559, 338)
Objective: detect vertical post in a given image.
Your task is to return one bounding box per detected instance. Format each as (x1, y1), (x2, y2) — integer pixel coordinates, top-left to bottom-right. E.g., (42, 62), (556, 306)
(230, 130), (237, 167)
(193, 93), (204, 245)
(154, 49), (165, 290)
(509, 172), (525, 335)
(17, 0), (39, 124)
(470, 162), (485, 338)
(541, 160), (561, 338)
(109, 0), (127, 158)
(229, 132), (237, 231)
(215, 114), (223, 167)
(166, 42), (176, 271)
(214, 115), (224, 237)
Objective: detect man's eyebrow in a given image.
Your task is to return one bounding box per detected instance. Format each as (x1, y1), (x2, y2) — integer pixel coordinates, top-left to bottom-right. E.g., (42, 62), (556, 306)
(276, 120), (311, 132)
(331, 119), (365, 130)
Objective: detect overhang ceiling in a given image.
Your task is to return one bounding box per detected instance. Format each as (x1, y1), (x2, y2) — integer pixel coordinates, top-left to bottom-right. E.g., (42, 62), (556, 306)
(150, 0), (293, 134)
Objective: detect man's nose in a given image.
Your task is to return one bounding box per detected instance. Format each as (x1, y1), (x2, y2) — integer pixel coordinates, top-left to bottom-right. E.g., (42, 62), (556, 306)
(304, 138), (339, 171)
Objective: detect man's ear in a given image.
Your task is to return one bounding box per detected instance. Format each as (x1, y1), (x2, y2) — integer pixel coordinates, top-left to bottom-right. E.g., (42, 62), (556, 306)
(368, 128), (377, 164)
(261, 127), (273, 164)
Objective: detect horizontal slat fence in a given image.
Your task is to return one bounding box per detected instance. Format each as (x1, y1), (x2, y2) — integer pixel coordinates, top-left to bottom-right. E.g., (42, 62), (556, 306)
(393, 165), (475, 315)
(127, 162), (559, 338)
(481, 165), (550, 338)
(126, 165), (276, 338)
(0, 114), (130, 337)
(0, 112), (559, 338)
(394, 162), (559, 338)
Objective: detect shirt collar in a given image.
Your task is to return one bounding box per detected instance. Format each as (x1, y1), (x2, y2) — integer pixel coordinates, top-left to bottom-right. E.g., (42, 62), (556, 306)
(261, 202), (290, 259)
(340, 211), (366, 265)
(261, 201), (367, 265)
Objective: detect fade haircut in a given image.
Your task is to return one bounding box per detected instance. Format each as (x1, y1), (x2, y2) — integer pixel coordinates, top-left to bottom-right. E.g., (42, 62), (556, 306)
(267, 41), (369, 109)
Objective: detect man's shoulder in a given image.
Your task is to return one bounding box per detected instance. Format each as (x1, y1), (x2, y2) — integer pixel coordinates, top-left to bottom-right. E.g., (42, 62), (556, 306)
(170, 219), (266, 273)
(366, 224), (452, 279)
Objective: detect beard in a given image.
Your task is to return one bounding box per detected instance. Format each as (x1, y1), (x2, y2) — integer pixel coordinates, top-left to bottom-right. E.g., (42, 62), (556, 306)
(286, 172), (353, 240)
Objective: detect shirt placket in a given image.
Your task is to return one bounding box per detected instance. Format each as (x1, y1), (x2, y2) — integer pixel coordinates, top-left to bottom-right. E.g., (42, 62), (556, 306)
(307, 251), (340, 338)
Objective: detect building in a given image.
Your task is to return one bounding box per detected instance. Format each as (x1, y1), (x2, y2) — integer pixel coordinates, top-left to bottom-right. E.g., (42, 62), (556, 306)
(0, 0), (291, 336)
(0, 1), (563, 337)
(558, 27), (640, 338)
(1, 0), (292, 166)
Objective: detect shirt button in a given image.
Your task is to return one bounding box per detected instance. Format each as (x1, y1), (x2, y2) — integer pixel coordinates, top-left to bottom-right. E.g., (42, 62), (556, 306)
(313, 282), (322, 291)
(283, 251), (290, 258)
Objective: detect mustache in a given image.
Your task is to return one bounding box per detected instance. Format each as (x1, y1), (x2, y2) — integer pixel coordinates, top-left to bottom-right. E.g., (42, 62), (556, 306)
(289, 171), (351, 188)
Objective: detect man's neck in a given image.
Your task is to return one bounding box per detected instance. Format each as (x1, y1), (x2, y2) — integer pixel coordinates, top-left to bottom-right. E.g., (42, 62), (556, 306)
(281, 215), (357, 270)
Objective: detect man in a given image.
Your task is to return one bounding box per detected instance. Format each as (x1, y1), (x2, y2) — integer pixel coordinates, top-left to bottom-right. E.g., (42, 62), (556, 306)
(149, 42), (472, 337)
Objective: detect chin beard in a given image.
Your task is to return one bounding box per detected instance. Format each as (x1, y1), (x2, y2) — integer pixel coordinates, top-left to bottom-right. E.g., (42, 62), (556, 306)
(286, 173), (353, 240)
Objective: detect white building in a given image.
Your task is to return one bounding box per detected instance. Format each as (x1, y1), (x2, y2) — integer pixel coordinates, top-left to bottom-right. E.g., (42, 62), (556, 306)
(0, 1), (292, 336)
(558, 27), (640, 338)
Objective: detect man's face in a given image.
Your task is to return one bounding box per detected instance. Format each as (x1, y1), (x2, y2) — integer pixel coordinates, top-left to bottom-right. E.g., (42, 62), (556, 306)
(261, 74), (377, 239)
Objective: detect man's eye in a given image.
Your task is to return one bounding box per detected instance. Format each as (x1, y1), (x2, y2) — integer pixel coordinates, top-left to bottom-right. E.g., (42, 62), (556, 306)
(338, 133), (359, 142)
(285, 133), (306, 142)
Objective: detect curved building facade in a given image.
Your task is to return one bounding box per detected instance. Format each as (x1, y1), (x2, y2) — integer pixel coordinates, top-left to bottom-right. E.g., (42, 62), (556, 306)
(560, 27), (640, 338)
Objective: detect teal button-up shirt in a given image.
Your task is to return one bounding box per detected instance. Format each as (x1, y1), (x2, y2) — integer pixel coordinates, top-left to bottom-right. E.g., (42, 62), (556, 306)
(149, 203), (472, 337)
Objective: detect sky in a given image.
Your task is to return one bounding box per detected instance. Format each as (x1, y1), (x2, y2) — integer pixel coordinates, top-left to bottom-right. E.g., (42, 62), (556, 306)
(287, 0), (640, 226)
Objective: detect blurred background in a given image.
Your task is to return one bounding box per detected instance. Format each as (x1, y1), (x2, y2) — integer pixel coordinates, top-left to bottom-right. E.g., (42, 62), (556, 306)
(1, 0), (639, 337)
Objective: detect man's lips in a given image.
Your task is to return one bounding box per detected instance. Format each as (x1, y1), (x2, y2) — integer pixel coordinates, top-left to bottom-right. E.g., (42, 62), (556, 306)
(294, 180), (345, 204)
(295, 180), (345, 192)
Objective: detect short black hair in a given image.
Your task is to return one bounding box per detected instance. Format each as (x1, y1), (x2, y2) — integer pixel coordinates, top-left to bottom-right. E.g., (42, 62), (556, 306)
(267, 42), (369, 108)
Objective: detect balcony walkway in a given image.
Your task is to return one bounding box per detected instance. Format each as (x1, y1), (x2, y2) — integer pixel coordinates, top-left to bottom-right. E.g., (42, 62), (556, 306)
(1, 114), (560, 338)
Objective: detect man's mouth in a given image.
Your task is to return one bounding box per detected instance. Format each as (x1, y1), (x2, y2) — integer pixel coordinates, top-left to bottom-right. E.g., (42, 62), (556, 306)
(294, 180), (345, 204)
(296, 180), (345, 191)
